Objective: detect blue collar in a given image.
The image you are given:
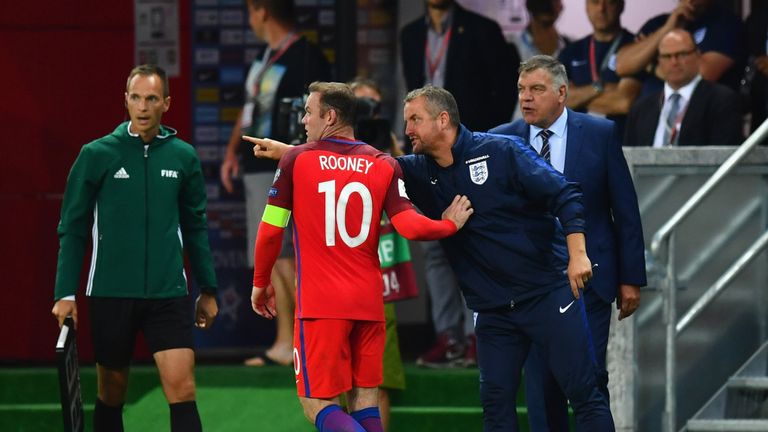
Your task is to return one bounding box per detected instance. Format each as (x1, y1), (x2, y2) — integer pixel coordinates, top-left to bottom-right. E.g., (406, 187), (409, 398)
(323, 136), (366, 146)
(449, 124), (473, 163)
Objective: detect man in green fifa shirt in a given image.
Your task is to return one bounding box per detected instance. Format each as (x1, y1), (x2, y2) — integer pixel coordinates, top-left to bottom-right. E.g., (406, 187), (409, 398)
(51, 65), (218, 432)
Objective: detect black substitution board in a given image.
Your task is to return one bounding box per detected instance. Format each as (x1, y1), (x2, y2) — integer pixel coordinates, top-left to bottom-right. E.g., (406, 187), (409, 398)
(56, 317), (84, 432)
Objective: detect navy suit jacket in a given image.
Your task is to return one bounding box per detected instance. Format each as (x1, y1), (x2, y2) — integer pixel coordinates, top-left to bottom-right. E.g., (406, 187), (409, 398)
(624, 79), (743, 147)
(489, 110), (647, 302)
(400, 4), (518, 132)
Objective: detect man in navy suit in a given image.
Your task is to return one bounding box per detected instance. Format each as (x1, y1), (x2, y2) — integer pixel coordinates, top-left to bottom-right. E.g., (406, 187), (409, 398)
(490, 55), (647, 431)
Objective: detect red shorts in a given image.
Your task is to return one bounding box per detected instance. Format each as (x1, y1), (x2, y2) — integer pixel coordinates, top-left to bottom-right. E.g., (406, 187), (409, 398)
(293, 318), (385, 399)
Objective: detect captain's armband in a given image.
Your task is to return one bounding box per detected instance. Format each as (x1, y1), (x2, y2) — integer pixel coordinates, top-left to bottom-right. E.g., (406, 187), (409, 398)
(261, 204), (291, 228)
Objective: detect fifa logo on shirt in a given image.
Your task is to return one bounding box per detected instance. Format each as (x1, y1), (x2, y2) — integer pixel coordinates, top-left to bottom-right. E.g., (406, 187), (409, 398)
(161, 169), (178, 178)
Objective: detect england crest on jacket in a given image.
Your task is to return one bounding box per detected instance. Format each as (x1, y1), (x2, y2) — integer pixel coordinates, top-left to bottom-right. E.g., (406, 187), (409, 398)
(466, 155), (490, 185)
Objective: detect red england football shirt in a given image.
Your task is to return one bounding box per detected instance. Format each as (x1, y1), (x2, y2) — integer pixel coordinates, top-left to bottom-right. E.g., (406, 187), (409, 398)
(268, 137), (413, 321)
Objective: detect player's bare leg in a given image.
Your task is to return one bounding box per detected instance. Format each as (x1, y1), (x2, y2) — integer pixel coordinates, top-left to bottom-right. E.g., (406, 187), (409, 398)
(299, 395), (340, 423)
(154, 348), (202, 432)
(300, 395), (366, 431)
(348, 387), (383, 432)
(347, 387), (378, 414)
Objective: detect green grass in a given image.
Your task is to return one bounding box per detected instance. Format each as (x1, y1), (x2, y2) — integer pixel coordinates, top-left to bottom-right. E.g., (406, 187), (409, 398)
(124, 387), (314, 431)
(0, 363), (568, 431)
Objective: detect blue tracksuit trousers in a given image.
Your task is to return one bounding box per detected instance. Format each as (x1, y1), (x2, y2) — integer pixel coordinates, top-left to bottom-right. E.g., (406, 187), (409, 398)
(475, 285), (614, 432)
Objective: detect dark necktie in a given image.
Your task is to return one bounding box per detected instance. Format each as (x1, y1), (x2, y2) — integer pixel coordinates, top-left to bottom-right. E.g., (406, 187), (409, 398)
(663, 93), (681, 146)
(537, 129), (553, 163)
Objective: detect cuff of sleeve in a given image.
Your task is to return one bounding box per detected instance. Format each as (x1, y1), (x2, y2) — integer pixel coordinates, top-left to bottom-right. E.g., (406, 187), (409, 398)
(58, 295), (76, 301)
(561, 217), (586, 235)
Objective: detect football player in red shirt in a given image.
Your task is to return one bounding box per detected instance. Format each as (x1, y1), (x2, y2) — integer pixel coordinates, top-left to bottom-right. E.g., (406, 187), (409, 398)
(248, 81), (473, 432)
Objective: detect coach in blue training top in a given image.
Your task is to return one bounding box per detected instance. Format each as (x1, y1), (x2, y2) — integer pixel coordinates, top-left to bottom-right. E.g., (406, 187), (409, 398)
(399, 86), (614, 431)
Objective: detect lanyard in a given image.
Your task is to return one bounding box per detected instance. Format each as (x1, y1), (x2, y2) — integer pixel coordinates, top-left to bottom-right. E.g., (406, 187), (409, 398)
(425, 27), (452, 82)
(668, 106), (688, 145)
(253, 32), (300, 97)
(589, 35), (623, 83)
(662, 93), (689, 145)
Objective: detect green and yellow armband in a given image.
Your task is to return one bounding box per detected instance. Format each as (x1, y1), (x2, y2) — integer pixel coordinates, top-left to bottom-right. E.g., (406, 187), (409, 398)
(261, 204), (291, 228)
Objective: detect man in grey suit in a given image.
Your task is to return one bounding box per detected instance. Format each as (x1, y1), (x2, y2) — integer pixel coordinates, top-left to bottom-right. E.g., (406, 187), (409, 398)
(491, 55), (646, 431)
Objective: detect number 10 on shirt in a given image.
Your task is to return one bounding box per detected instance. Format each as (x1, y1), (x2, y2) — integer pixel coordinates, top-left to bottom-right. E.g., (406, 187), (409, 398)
(319, 180), (373, 248)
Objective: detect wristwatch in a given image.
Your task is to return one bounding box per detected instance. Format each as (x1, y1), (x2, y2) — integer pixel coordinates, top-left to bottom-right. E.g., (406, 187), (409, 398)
(592, 81), (604, 94)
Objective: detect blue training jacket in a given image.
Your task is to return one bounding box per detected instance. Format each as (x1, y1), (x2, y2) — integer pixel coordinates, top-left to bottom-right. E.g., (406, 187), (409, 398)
(397, 125), (586, 311)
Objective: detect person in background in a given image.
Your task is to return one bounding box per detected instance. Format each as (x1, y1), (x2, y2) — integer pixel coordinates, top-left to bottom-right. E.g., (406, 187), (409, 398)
(558, 0), (640, 137)
(745, 4), (768, 133)
(490, 55), (646, 432)
(624, 29), (743, 147)
(400, 0), (517, 132)
(615, 0), (745, 96)
(248, 82), (473, 432)
(512, 0), (569, 60)
(219, 0), (331, 367)
(52, 64), (218, 432)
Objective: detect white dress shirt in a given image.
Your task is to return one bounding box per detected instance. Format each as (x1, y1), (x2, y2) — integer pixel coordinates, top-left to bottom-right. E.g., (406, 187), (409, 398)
(652, 75), (702, 148)
(529, 109), (568, 173)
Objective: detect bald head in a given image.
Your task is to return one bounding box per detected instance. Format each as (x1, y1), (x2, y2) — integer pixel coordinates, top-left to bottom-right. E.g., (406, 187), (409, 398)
(658, 29), (700, 90)
(660, 29), (696, 50)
